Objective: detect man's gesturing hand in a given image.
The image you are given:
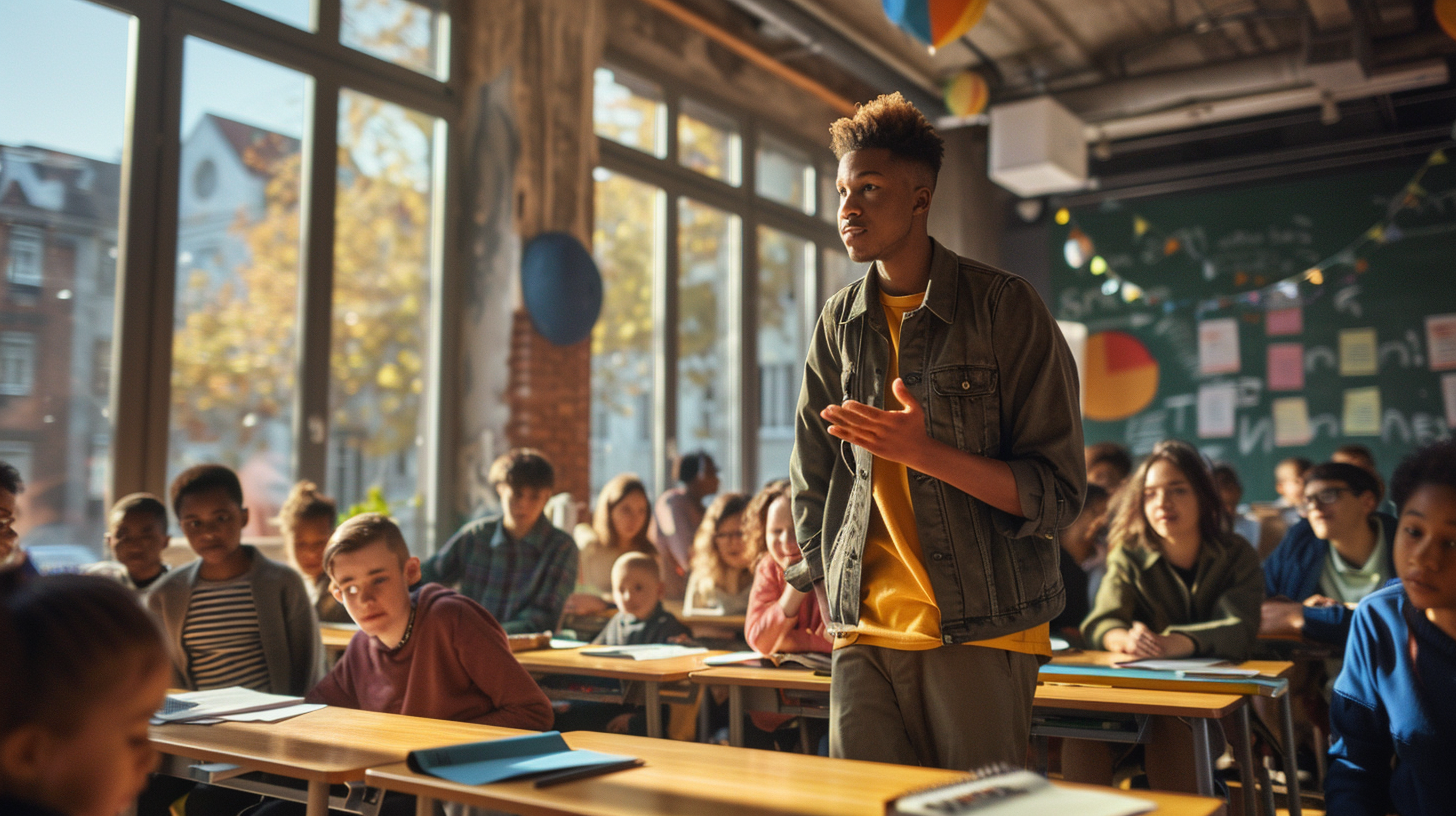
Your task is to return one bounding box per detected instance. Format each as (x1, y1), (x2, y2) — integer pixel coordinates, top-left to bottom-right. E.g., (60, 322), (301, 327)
(820, 378), (926, 469)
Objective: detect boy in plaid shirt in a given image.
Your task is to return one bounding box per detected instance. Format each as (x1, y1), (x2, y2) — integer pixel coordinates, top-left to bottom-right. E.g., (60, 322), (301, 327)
(420, 449), (577, 634)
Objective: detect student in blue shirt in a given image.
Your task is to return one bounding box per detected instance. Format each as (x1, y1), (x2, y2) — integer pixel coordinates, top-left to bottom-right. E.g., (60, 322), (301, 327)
(1327, 438), (1456, 815)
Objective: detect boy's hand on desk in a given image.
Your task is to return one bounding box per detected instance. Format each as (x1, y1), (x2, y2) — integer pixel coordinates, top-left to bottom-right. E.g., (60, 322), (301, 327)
(1303, 594), (1340, 608)
(605, 713), (634, 734)
(1261, 600), (1306, 635)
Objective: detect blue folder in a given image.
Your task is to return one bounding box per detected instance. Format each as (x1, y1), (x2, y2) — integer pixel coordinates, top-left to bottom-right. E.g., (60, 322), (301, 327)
(406, 731), (636, 786)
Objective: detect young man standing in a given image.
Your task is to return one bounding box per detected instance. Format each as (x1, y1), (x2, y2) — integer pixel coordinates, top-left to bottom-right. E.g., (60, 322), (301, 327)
(787, 93), (1085, 770)
(1261, 461), (1396, 646)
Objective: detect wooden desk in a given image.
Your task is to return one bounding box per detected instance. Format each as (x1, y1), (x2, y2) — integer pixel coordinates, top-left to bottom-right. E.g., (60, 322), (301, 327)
(513, 647), (729, 738)
(688, 664), (1248, 799)
(661, 600), (746, 639)
(150, 706), (529, 816)
(320, 624), (357, 666)
(1045, 652), (1299, 816)
(366, 730), (1226, 816)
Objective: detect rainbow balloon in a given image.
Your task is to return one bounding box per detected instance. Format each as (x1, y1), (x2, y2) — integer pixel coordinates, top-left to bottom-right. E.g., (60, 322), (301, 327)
(881, 0), (989, 50)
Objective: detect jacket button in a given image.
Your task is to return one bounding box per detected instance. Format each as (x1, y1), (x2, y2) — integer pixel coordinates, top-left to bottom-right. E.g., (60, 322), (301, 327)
(904, 373), (921, 385)
(931, 552), (945, 561)
(858, 469), (869, 479)
(961, 381), (971, 390)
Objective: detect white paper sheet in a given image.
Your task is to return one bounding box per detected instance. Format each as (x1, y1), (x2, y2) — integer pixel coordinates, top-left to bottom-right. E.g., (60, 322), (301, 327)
(1198, 318), (1241, 375)
(1196, 382), (1237, 438)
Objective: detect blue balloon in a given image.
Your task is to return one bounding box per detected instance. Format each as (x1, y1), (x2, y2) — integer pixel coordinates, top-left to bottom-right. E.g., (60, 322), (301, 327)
(520, 232), (603, 346)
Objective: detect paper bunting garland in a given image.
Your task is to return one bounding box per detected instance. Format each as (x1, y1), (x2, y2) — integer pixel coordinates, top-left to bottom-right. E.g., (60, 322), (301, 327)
(1057, 147), (1452, 318)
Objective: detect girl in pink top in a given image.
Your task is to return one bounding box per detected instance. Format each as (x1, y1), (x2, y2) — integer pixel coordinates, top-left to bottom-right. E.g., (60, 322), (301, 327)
(745, 480), (830, 656)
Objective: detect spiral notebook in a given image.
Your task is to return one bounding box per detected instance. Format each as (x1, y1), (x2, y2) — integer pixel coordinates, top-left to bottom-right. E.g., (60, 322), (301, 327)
(887, 765), (1155, 816)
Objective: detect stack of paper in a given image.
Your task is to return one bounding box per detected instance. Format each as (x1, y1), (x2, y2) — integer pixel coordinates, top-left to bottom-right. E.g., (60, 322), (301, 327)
(1113, 658), (1261, 677)
(578, 644), (708, 661)
(154, 687), (324, 725)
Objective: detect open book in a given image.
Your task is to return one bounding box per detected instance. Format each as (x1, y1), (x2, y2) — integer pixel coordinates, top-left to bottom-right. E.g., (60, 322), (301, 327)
(889, 767), (1154, 816)
(153, 688), (321, 724)
(703, 650), (831, 672)
(407, 731), (639, 786)
(577, 644), (708, 661)
(1113, 657), (1261, 677)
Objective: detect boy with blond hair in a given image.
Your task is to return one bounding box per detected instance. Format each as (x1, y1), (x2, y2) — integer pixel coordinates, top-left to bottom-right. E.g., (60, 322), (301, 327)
(307, 512), (553, 729)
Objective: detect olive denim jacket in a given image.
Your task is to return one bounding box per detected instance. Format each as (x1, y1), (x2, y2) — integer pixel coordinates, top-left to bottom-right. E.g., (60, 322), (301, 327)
(786, 240), (1086, 644)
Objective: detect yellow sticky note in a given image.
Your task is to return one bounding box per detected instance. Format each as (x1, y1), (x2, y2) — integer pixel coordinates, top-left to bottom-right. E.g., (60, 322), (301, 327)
(1339, 328), (1378, 376)
(1343, 387), (1382, 436)
(1273, 397), (1313, 447)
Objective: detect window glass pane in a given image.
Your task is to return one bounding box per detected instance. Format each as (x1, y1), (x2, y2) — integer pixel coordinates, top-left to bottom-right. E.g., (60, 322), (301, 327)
(757, 228), (810, 483)
(820, 162), (838, 223)
(757, 134), (814, 214)
(227, 0), (314, 30)
(593, 66), (666, 158)
(678, 99), (740, 185)
(331, 90), (438, 549)
(341, 0), (449, 79)
(677, 199), (738, 479)
(0, 0), (128, 559)
(170, 38), (308, 536)
(590, 169), (661, 498)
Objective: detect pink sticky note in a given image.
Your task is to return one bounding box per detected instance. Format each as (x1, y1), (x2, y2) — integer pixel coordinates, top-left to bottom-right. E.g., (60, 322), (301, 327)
(1268, 343), (1305, 391)
(1266, 307), (1302, 336)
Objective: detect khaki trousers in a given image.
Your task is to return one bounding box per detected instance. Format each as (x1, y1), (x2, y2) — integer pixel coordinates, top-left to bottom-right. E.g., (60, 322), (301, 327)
(830, 643), (1038, 770)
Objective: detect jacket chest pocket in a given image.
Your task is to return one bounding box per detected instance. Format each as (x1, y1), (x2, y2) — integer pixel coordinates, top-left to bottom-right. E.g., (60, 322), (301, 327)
(928, 366), (997, 454)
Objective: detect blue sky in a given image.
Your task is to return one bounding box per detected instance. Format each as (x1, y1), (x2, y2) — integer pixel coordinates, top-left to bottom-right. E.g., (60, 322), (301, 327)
(0, 0), (308, 163)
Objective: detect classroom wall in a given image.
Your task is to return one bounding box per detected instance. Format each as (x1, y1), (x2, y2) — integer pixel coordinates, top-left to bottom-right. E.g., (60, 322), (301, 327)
(1049, 155), (1456, 501)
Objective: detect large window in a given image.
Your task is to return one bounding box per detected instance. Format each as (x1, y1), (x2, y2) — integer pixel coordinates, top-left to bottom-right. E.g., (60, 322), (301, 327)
(3, 0), (458, 555)
(0, 0), (130, 555)
(591, 61), (840, 496)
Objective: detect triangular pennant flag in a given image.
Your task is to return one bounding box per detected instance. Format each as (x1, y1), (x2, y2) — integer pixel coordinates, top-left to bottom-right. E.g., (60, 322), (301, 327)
(1366, 225), (1386, 242)
(1429, 149), (1448, 166)
(1133, 216), (1149, 238)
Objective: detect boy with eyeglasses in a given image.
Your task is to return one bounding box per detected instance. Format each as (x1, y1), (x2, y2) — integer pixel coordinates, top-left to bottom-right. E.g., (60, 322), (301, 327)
(1261, 462), (1396, 646)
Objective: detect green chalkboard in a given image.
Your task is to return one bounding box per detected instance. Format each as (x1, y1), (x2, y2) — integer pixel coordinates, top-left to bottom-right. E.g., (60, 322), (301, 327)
(1050, 157), (1456, 502)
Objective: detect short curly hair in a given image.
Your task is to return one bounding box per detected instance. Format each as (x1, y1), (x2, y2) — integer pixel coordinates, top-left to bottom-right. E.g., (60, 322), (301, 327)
(829, 92), (944, 182)
(1390, 439), (1456, 514)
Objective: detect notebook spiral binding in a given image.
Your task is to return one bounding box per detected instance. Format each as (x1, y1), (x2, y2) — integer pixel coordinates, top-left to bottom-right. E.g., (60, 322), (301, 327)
(892, 762), (1020, 800)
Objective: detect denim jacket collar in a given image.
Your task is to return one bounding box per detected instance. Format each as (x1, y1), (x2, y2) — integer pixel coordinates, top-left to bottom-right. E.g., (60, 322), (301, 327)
(843, 238), (959, 326)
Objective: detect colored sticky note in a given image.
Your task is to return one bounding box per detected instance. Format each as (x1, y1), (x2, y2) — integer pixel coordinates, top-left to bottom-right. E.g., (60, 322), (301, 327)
(1428, 313), (1456, 372)
(1339, 328), (1378, 376)
(1199, 318), (1240, 375)
(1196, 382), (1236, 439)
(1265, 307), (1302, 336)
(1273, 397), (1313, 447)
(1267, 343), (1305, 391)
(1343, 387), (1381, 436)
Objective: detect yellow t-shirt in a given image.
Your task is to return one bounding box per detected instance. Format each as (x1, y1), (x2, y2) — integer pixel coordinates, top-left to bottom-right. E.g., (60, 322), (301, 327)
(835, 290), (1050, 658)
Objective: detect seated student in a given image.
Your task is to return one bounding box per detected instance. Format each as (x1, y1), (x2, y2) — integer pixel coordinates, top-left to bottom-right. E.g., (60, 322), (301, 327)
(1274, 456), (1313, 529)
(85, 493), (171, 593)
(1261, 462), (1395, 647)
(277, 480), (350, 624)
(306, 513), (554, 729)
(145, 464), (321, 694)
(650, 450), (720, 601)
(1085, 441), (1133, 493)
(683, 492), (752, 617)
(0, 575), (171, 816)
(421, 448), (577, 634)
(1332, 443), (1399, 517)
(1068, 440), (1263, 793)
(564, 473), (655, 618)
(551, 552), (692, 736)
(1050, 484), (1108, 647)
(0, 461), (37, 595)
(1211, 462), (1262, 550)
(744, 480), (829, 656)
(1327, 439), (1456, 815)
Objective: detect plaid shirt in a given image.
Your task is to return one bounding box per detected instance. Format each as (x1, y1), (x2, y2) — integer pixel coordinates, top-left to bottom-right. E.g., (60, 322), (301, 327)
(420, 513), (578, 635)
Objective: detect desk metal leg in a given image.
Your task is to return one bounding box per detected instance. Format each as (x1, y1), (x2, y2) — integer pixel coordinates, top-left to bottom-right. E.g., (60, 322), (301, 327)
(305, 780), (329, 816)
(728, 685), (744, 748)
(415, 794), (435, 816)
(1189, 718), (1216, 798)
(1232, 706), (1259, 816)
(644, 682), (662, 739)
(1279, 692), (1303, 816)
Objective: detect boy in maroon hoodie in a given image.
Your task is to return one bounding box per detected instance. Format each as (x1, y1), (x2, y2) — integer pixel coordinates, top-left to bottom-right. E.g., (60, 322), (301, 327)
(306, 513), (553, 730)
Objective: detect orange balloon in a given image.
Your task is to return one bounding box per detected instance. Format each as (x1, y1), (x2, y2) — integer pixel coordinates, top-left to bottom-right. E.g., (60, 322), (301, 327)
(1437, 0), (1456, 40)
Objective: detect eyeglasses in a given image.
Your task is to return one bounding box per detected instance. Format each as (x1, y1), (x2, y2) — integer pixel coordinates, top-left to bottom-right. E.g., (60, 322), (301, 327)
(1301, 487), (1351, 510)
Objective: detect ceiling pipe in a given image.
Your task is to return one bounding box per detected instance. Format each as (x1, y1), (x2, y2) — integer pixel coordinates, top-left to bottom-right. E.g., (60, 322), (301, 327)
(717, 0), (948, 115)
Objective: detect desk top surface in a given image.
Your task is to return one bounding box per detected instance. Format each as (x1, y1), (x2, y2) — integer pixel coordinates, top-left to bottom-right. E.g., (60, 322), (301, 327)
(1049, 650), (1293, 679)
(150, 706), (529, 783)
(690, 665), (1244, 718)
(513, 647), (731, 681)
(365, 730), (1225, 816)
(319, 626), (356, 649)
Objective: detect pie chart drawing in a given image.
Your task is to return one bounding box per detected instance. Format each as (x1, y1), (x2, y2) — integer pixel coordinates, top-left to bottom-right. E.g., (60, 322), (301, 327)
(1084, 331), (1159, 421)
